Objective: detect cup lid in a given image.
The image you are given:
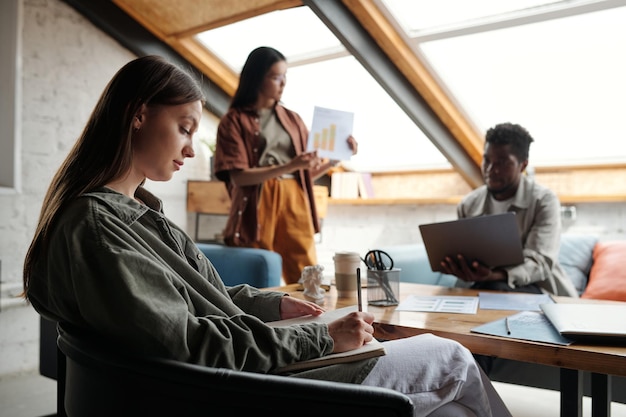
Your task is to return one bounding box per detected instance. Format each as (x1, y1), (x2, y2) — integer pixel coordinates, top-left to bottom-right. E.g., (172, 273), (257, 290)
(333, 251), (360, 260)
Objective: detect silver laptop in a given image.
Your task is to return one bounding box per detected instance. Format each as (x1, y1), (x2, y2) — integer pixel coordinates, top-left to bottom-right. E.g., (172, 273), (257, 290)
(419, 212), (524, 272)
(540, 303), (626, 343)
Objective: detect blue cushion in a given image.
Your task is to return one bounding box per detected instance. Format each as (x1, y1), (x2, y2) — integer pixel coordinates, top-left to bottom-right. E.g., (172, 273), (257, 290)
(380, 235), (598, 293)
(558, 234), (598, 295)
(379, 244), (458, 287)
(196, 243), (282, 288)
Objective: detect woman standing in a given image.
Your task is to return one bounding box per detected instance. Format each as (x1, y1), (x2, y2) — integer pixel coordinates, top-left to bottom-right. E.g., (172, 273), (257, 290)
(214, 46), (357, 284)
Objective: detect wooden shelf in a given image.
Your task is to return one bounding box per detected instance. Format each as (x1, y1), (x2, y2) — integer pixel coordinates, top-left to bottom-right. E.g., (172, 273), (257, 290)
(187, 180), (230, 214)
(328, 195), (626, 205)
(329, 197), (463, 205)
(327, 165), (626, 205)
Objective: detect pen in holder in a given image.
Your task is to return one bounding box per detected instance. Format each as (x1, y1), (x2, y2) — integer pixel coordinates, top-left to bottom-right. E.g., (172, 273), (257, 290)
(367, 268), (400, 306)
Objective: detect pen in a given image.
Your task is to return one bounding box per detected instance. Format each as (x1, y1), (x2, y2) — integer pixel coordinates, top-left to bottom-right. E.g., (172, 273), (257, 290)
(357, 267), (362, 312)
(505, 317), (511, 335)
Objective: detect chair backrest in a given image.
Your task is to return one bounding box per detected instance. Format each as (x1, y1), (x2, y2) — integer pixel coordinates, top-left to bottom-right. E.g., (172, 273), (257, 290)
(196, 243), (282, 287)
(57, 324), (413, 417)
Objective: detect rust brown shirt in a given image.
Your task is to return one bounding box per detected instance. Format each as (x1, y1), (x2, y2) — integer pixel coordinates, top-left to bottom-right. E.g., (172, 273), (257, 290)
(214, 104), (319, 245)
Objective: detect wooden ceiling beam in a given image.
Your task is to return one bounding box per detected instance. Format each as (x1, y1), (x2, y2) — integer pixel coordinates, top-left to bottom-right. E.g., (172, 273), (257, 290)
(112, 0), (302, 37)
(63, 0), (231, 116)
(170, 1), (304, 38)
(112, 0), (304, 100)
(171, 38), (239, 98)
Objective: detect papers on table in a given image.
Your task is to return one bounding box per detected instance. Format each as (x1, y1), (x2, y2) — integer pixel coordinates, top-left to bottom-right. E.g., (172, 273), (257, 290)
(306, 106), (354, 161)
(478, 292), (554, 311)
(392, 292), (553, 315)
(396, 295), (479, 314)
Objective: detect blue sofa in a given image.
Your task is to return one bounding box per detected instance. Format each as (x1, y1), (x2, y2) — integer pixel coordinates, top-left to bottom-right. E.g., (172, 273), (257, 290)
(380, 234), (626, 403)
(380, 234), (598, 295)
(196, 243), (282, 288)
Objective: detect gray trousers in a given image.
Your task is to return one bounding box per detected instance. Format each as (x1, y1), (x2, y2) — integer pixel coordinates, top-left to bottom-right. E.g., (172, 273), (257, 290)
(361, 334), (512, 417)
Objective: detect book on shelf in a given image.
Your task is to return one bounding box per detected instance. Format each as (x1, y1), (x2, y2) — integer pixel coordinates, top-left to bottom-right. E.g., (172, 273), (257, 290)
(358, 172), (374, 198)
(268, 306), (386, 373)
(330, 172), (360, 199)
(331, 172), (374, 199)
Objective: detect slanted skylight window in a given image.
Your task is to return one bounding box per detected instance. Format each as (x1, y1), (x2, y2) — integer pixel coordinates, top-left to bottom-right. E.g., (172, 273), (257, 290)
(196, 6), (450, 172)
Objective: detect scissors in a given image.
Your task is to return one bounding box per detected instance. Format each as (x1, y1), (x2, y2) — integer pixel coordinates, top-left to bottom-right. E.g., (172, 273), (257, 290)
(363, 249), (394, 271)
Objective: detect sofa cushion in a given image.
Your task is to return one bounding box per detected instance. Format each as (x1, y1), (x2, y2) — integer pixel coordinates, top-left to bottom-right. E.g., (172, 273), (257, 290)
(558, 234), (598, 295)
(581, 241), (626, 301)
(379, 244), (458, 287)
(196, 243), (282, 288)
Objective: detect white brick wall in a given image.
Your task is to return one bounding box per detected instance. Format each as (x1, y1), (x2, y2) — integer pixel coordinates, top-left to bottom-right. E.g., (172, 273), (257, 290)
(0, 0), (215, 375)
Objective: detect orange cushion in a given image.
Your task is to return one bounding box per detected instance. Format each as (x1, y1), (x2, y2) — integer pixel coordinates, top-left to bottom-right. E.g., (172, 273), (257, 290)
(581, 241), (626, 301)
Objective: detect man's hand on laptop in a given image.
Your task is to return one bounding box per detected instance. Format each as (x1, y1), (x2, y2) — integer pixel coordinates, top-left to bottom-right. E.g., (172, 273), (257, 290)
(440, 255), (507, 283)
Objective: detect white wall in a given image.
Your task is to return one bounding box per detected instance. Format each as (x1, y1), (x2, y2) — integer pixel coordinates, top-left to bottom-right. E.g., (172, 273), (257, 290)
(0, 0), (214, 375)
(0, 0), (216, 293)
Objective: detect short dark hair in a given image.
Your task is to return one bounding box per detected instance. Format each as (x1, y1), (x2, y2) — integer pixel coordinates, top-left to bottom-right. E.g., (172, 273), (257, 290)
(485, 122), (534, 161)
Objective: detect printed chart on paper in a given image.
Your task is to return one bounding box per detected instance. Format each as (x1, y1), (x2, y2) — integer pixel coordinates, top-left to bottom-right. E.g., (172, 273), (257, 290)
(396, 295), (479, 314)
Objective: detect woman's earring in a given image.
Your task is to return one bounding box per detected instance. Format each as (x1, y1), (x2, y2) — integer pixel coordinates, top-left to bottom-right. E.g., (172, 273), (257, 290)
(133, 116), (141, 132)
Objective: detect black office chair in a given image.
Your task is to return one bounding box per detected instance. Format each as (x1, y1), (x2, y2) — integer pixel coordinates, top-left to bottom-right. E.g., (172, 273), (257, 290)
(56, 323), (413, 417)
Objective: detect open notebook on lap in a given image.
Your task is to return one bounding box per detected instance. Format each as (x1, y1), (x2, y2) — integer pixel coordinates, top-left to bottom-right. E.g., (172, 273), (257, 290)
(540, 303), (626, 344)
(419, 212), (524, 272)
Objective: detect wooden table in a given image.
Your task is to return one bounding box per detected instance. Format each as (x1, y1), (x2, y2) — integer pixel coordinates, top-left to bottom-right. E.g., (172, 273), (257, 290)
(269, 282), (626, 417)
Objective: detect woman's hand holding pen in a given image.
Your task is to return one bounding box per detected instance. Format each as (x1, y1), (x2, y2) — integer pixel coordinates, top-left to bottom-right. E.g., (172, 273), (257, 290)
(327, 311), (374, 353)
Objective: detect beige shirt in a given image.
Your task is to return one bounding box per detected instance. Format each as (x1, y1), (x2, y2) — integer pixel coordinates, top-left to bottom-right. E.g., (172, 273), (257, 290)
(258, 107), (295, 167)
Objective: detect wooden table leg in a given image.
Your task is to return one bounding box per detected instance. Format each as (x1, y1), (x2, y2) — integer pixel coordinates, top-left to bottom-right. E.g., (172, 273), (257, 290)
(591, 373), (611, 417)
(561, 368), (582, 417)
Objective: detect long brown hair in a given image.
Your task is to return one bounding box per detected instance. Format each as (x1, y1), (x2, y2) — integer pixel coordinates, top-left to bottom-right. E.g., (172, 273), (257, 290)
(230, 46), (286, 109)
(23, 55), (204, 297)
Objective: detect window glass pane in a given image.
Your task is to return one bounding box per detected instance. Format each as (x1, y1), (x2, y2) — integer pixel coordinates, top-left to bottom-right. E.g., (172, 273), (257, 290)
(419, 6), (626, 166)
(196, 6), (449, 171)
(382, 0), (562, 33)
(196, 6), (342, 71)
(282, 56), (449, 171)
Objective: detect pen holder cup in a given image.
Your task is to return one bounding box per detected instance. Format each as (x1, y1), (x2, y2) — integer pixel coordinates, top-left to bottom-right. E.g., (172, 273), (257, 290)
(367, 268), (400, 306)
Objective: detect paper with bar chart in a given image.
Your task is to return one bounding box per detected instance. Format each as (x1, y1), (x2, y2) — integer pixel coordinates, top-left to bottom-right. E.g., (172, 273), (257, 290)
(306, 106), (354, 160)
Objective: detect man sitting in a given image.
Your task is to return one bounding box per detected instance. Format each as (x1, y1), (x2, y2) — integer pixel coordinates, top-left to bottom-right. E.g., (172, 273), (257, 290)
(441, 122), (578, 297)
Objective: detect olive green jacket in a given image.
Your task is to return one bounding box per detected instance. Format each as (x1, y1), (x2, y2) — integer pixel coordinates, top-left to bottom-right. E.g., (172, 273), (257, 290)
(28, 187), (341, 374)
